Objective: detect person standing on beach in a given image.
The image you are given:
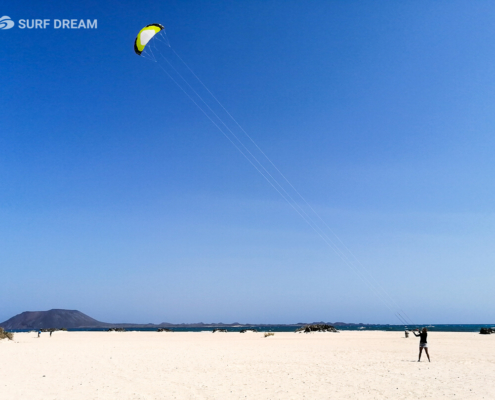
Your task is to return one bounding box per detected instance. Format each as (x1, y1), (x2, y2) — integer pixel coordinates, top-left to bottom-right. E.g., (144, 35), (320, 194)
(37, 330), (41, 338)
(413, 328), (430, 362)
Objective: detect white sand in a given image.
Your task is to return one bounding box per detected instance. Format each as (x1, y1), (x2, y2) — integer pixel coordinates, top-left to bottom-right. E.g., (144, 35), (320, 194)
(1, 330), (494, 399)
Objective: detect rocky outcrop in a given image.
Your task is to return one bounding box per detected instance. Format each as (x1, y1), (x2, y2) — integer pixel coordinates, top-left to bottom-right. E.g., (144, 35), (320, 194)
(107, 328), (126, 332)
(480, 328), (495, 335)
(157, 328), (173, 332)
(295, 324), (339, 333)
(213, 329), (227, 333)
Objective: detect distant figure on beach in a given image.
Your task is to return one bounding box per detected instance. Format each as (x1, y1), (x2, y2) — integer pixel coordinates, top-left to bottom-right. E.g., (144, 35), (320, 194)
(413, 328), (430, 362)
(38, 330), (41, 338)
(404, 330), (409, 338)
(50, 331), (52, 337)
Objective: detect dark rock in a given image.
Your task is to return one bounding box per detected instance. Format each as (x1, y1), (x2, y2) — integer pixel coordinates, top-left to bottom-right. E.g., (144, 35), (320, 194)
(480, 328), (495, 335)
(295, 324), (339, 333)
(157, 328), (173, 332)
(107, 328), (126, 332)
(213, 329), (227, 333)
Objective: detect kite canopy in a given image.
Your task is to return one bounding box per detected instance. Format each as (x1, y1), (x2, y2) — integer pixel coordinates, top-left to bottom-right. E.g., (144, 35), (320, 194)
(134, 23), (164, 55)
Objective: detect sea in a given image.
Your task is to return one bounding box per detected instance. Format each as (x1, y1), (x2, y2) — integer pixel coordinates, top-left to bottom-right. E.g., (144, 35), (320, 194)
(9, 324), (495, 333)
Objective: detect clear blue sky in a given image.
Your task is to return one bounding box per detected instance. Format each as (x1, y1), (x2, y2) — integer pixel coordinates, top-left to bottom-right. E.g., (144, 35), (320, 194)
(1, 0), (494, 324)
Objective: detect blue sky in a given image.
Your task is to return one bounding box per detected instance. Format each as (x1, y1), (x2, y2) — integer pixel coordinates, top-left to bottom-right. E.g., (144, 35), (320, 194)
(1, 0), (494, 324)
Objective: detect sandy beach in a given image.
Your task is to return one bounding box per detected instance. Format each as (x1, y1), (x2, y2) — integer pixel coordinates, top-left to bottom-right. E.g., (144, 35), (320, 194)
(1, 330), (494, 399)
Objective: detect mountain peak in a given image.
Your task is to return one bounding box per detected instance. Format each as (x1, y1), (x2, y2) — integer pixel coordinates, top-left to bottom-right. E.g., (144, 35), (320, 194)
(0, 309), (109, 330)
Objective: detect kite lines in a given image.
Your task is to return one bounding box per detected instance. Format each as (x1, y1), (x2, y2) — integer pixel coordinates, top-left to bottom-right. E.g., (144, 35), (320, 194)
(135, 25), (414, 326)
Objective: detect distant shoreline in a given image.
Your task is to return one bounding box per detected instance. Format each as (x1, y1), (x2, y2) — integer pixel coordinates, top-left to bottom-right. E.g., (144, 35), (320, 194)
(7, 323), (494, 333)
(2, 309), (492, 332)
